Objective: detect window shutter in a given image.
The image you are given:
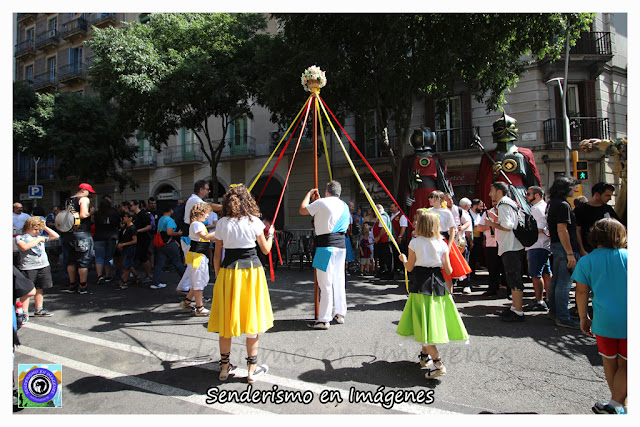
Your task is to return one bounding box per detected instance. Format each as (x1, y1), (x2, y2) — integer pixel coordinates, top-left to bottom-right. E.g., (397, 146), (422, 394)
(425, 94), (436, 131)
(461, 91), (472, 129)
(582, 80), (597, 117)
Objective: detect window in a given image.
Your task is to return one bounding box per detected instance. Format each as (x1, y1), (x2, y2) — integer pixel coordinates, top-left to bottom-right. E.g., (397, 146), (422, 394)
(27, 27), (34, 42)
(435, 96), (462, 152)
(228, 115), (249, 154)
(49, 18), (57, 32)
(566, 84), (580, 117)
(25, 65), (33, 84)
(180, 127), (196, 160)
(70, 46), (83, 72)
(48, 57), (56, 81)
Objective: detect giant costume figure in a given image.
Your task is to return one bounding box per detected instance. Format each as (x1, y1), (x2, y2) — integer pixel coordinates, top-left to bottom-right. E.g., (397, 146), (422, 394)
(397, 128), (454, 225)
(475, 113), (541, 214)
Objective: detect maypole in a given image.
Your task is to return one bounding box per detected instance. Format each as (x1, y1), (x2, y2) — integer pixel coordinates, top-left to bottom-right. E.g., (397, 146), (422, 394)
(302, 66), (326, 319)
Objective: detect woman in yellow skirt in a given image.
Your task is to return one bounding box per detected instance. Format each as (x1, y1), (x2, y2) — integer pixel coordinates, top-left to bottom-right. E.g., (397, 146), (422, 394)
(207, 185), (275, 384)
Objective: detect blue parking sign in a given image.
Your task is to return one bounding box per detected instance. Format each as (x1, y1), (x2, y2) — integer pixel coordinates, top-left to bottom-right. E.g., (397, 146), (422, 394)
(28, 185), (43, 199)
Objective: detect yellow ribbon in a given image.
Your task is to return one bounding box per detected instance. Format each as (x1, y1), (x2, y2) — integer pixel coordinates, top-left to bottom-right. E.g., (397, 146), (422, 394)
(248, 94), (314, 192)
(314, 95), (333, 181)
(317, 96), (409, 292)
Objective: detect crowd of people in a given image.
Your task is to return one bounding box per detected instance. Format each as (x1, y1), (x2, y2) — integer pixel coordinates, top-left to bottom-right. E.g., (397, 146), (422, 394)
(12, 176), (627, 413)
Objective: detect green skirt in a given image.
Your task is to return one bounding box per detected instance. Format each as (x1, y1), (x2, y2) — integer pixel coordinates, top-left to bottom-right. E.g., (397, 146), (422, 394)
(396, 293), (469, 345)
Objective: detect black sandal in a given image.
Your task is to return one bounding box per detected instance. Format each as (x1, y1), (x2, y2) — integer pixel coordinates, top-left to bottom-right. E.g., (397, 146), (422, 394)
(246, 355), (268, 384)
(219, 353), (235, 381)
(419, 352), (430, 367)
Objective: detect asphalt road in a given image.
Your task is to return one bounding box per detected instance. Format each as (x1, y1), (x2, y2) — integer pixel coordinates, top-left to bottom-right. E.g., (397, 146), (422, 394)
(14, 261), (609, 415)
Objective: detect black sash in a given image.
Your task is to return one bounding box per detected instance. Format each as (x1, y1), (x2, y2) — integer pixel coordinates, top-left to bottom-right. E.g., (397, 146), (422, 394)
(189, 241), (210, 254)
(221, 247), (262, 269)
(315, 232), (346, 248)
(410, 266), (449, 296)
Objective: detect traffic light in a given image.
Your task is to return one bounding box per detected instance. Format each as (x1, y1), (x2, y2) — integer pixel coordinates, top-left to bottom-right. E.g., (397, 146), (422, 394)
(576, 161), (589, 180)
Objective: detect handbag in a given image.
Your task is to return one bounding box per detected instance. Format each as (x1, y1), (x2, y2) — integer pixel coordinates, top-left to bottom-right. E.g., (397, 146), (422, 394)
(153, 231), (167, 248)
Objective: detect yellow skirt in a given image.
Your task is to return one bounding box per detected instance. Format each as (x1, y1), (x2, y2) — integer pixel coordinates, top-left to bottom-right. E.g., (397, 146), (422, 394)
(207, 266), (274, 338)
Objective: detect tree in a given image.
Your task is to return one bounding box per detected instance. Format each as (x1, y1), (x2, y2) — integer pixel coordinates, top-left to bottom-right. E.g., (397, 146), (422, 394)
(13, 83), (138, 190)
(88, 13), (267, 200)
(255, 13), (593, 190)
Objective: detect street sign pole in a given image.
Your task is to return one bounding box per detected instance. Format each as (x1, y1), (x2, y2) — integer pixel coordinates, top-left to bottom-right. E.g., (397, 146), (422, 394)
(33, 157), (40, 207)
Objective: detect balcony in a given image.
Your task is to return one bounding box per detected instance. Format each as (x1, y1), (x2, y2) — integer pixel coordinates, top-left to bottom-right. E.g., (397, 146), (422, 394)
(435, 127), (479, 153)
(60, 17), (88, 41)
(32, 72), (57, 92)
(544, 117), (610, 144)
(223, 135), (257, 158)
(14, 170), (32, 183)
(124, 149), (157, 169)
(58, 63), (87, 84)
(90, 13), (116, 28)
(35, 30), (60, 51)
(14, 39), (35, 60)
(570, 32), (613, 56)
(162, 144), (204, 165)
(17, 13), (37, 25)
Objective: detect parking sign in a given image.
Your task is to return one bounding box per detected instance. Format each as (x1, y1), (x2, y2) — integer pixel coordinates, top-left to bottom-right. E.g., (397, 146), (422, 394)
(28, 185), (43, 199)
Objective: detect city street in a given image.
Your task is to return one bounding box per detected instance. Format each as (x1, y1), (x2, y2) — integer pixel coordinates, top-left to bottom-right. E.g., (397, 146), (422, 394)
(15, 263), (609, 415)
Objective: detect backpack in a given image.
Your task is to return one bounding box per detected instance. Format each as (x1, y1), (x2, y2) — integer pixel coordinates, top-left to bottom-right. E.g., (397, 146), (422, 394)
(498, 200), (539, 248)
(172, 203), (187, 234)
(148, 210), (156, 233)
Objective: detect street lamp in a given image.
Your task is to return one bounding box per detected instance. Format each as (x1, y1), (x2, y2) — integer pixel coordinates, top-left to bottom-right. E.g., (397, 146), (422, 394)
(547, 77), (572, 176)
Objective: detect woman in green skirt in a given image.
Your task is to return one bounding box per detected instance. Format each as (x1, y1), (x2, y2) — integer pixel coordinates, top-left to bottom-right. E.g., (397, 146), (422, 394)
(397, 209), (469, 379)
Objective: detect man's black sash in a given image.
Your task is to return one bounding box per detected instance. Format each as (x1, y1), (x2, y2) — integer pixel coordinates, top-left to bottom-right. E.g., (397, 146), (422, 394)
(315, 232), (346, 249)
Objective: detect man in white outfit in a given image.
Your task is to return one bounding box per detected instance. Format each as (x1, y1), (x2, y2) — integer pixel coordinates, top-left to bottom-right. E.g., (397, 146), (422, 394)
(300, 181), (350, 330)
(176, 180), (221, 293)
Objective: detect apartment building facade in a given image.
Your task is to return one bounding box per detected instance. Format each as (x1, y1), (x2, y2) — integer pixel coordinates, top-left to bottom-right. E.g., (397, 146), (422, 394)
(14, 13), (626, 229)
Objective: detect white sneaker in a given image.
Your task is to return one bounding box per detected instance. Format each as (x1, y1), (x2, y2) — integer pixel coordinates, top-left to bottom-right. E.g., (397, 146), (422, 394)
(462, 287), (471, 294)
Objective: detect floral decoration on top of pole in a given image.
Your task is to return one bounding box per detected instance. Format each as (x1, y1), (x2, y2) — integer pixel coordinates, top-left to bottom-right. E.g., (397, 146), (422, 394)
(301, 65), (327, 94)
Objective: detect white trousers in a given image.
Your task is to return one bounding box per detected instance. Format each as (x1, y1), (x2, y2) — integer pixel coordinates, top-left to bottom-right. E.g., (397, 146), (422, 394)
(315, 248), (347, 323)
(176, 239), (191, 291)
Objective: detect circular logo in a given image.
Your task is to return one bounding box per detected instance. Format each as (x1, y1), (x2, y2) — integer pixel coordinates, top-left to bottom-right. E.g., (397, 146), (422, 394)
(502, 159), (518, 173)
(22, 368), (58, 403)
(419, 157), (431, 167)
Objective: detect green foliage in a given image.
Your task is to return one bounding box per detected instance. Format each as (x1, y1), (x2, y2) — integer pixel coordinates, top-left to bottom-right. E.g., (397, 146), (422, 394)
(88, 13), (267, 198)
(256, 13), (593, 135)
(13, 86), (138, 190)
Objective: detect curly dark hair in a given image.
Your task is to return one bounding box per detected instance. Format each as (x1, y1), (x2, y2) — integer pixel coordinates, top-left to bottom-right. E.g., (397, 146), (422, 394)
(221, 185), (261, 220)
(549, 176), (579, 198)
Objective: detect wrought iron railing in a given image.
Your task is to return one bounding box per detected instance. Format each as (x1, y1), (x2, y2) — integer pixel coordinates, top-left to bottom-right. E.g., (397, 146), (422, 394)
(162, 144), (204, 164)
(225, 135), (256, 156)
(15, 39), (35, 56)
(58, 63), (87, 81)
(570, 31), (613, 56)
(543, 117), (610, 144)
(35, 30), (59, 48)
(60, 17), (88, 36)
(435, 126), (479, 152)
(32, 72), (57, 90)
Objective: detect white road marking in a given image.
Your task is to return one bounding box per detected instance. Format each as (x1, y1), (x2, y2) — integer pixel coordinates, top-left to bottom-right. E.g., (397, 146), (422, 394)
(23, 322), (456, 414)
(16, 345), (273, 415)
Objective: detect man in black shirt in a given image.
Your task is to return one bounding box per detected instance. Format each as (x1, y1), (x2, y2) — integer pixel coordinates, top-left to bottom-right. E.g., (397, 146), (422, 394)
(574, 182), (621, 255)
(131, 200), (153, 285)
(546, 176), (581, 329)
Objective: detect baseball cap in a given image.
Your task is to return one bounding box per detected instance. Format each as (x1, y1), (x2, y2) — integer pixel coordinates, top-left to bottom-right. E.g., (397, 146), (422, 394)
(78, 183), (96, 193)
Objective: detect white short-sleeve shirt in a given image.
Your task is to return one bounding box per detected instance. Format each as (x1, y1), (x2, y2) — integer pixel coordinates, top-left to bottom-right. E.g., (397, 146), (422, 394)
(215, 215), (264, 249)
(408, 236), (448, 268)
(188, 221), (208, 241)
(428, 207), (456, 233)
(306, 197), (348, 235)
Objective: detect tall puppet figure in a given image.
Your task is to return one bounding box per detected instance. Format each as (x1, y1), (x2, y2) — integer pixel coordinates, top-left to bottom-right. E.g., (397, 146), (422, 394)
(397, 128), (454, 224)
(475, 113), (541, 213)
